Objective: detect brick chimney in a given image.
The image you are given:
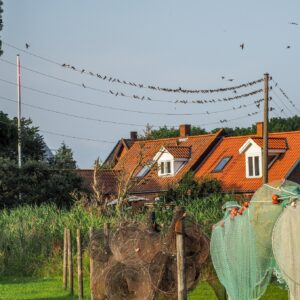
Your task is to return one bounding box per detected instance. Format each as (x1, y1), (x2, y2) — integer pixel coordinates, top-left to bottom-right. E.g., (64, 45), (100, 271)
(179, 124), (191, 138)
(256, 122), (263, 137)
(130, 131), (138, 140)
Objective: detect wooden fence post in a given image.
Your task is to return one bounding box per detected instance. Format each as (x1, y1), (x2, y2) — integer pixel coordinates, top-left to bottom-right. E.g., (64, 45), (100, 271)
(77, 229), (83, 300)
(89, 227), (95, 300)
(63, 228), (68, 290)
(175, 209), (187, 300)
(67, 229), (74, 296)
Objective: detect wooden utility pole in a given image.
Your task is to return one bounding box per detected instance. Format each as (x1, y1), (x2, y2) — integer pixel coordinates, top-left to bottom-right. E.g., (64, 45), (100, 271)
(89, 228), (95, 300)
(17, 55), (22, 168)
(67, 229), (74, 296)
(175, 209), (187, 300)
(63, 228), (68, 290)
(77, 229), (83, 300)
(263, 73), (269, 184)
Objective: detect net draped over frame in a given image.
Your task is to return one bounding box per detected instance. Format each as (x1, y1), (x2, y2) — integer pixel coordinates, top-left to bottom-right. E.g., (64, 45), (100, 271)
(210, 180), (294, 300)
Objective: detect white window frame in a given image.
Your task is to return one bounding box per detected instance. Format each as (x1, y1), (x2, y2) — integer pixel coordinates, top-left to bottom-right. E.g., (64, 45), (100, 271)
(246, 154), (262, 178)
(159, 160), (173, 176)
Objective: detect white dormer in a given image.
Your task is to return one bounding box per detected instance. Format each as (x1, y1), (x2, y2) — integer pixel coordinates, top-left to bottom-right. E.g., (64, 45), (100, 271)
(153, 146), (191, 177)
(239, 137), (287, 179)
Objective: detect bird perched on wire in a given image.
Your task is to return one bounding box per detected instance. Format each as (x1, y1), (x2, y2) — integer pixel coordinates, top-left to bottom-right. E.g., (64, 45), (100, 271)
(221, 76), (225, 80)
(82, 83), (86, 88)
(25, 43), (30, 49)
(289, 22), (298, 26)
(228, 78), (234, 82)
(287, 45), (291, 49)
(240, 43), (244, 50)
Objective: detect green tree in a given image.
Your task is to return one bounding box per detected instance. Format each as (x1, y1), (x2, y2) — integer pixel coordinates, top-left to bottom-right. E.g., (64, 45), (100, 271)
(0, 111), (46, 161)
(50, 142), (76, 169)
(141, 125), (207, 140)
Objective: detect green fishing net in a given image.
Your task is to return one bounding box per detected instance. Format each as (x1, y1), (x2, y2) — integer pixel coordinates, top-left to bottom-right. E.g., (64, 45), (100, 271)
(272, 182), (300, 300)
(210, 180), (293, 300)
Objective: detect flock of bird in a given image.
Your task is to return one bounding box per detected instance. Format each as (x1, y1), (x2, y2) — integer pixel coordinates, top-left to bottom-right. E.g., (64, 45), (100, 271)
(24, 22), (298, 85)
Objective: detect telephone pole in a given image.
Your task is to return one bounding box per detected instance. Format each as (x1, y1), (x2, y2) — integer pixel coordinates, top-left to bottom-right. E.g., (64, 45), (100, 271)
(263, 73), (269, 184)
(17, 54), (22, 168)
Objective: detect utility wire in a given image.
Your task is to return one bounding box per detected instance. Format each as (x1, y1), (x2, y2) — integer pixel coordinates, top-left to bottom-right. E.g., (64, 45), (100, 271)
(0, 95), (264, 128)
(0, 58), (263, 105)
(3, 41), (263, 94)
(269, 96), (289, 118)
(0, 77), (263, 117)
(270, 78), (300, 115)
(270, 89), (295, 116)
(0, 119), (116, 144)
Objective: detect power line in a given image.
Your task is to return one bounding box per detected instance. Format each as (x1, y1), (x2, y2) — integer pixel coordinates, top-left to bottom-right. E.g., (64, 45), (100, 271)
(269, 96), (289, 118)
(270, 89), (295, 116)
(0, 119), (116, 144)
(270, 78), (300, 115)
(0, 57), (263, 105)
(0, 77), (263, 117)
(0, 95), (264, 128)
(3, 41), (263, 94)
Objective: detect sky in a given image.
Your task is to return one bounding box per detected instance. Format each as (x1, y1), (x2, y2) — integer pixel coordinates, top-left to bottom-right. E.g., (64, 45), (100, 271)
(0, 1), (299, 168)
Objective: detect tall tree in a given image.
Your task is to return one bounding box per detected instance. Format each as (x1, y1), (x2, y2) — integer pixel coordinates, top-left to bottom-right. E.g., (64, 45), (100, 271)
(0, 111), (46, 161)
(50, 142), (76, 169)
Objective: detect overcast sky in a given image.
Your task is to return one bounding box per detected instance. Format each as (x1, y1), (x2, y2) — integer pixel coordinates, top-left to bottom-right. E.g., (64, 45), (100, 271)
(1, 1), (299, 168)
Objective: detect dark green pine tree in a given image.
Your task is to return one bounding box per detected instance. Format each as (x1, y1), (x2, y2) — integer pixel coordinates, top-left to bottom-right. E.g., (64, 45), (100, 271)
(51, 142), (77, 169)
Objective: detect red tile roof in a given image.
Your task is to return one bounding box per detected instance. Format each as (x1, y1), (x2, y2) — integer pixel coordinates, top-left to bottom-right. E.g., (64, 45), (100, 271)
(113, 131), (223, 194)
(251, 137), (287, 149)
(76, 169), (119, 195)
(195, 131), (300, 192)
(164, 146), (191, 159)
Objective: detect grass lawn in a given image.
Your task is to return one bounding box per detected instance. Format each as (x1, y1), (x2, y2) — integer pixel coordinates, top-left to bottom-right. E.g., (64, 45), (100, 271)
(0, 276), (288, 300)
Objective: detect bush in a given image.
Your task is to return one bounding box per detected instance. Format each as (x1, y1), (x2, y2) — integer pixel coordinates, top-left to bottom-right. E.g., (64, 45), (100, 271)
(0, 158), (84, 209)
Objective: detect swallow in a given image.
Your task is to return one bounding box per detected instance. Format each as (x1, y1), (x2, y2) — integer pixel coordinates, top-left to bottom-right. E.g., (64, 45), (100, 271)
(228, 79), (234, 82)
(289, 22), (298, 26)
(81, 69), (85, 73)
(82, 83), (86, 88)
(240, 43), (244, 50)
(287, 45), (291, 49)
(221, 76), (225, 80)
(25, 43), (30, 49)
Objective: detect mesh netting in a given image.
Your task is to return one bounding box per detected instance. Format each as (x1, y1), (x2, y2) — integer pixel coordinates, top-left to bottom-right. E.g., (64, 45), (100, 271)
(273, 191), (300, 300)
(210, 180), (289, 300)
(90, 209), (210, 299)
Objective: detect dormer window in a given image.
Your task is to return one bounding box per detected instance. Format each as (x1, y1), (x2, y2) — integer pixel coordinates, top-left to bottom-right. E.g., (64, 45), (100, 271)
(160, 161), (172, 175)
(136, 160), (152, 178)
(247, 156), (260, 177)
(153, 145), (191, 177)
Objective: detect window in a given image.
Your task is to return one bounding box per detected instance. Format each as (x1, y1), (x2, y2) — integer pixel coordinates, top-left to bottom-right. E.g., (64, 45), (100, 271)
(136, 163), (151, 178)
(212, 156), (232, 172)
(160, 161), (172, 175)
(247, 156), (260, 177)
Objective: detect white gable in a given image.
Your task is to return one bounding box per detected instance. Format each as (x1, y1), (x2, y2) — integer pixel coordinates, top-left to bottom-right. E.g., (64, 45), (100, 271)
(239, 138), (261, 154)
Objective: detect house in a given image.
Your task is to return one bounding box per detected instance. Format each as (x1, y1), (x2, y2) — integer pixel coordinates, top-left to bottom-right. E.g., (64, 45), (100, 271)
(77, 122), (300, 203)
(195, 122), (300, 197)
(112, 124), (223, 201)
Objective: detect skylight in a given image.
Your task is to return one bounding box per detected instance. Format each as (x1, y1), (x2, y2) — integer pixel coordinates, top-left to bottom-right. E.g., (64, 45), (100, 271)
(136, 161), (152, 178)
(212, 156), (232, 172)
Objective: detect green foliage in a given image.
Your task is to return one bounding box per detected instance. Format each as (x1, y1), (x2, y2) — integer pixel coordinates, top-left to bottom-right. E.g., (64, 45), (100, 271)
(49, 142), (76, 169)
(141, 125), (207, 139)
(0, 158), (83, 209)
(0, 111), (46, 161)
(161, 172), (222, 203)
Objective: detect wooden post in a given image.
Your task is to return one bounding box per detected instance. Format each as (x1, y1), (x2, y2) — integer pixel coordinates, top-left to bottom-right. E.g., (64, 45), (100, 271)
(89, 228), (95, 300)
(104, 223), (110, 247)
(263, 73), (269, 184)
(63, 228), (68, 290)
(67, 229), (74, 296)
(175, 209), (187, 300)
(77, 229), (83, 300)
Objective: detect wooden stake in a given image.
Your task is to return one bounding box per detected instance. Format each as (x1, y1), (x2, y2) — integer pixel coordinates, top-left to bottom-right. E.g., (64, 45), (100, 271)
(77, 229), (83, 300)
(63, 228), (68, 290)
(67, 229), (74, 296)
(263, 73), (269, 184)
(175, 210), (187, 300)
(89, 228), (95, 300)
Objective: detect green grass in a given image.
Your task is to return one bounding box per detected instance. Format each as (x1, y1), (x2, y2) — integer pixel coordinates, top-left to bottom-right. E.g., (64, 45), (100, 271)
(0, 276), (288, 300)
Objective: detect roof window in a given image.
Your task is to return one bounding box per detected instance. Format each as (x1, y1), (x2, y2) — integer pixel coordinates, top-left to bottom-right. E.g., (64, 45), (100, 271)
(212, 156), (232, 172)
